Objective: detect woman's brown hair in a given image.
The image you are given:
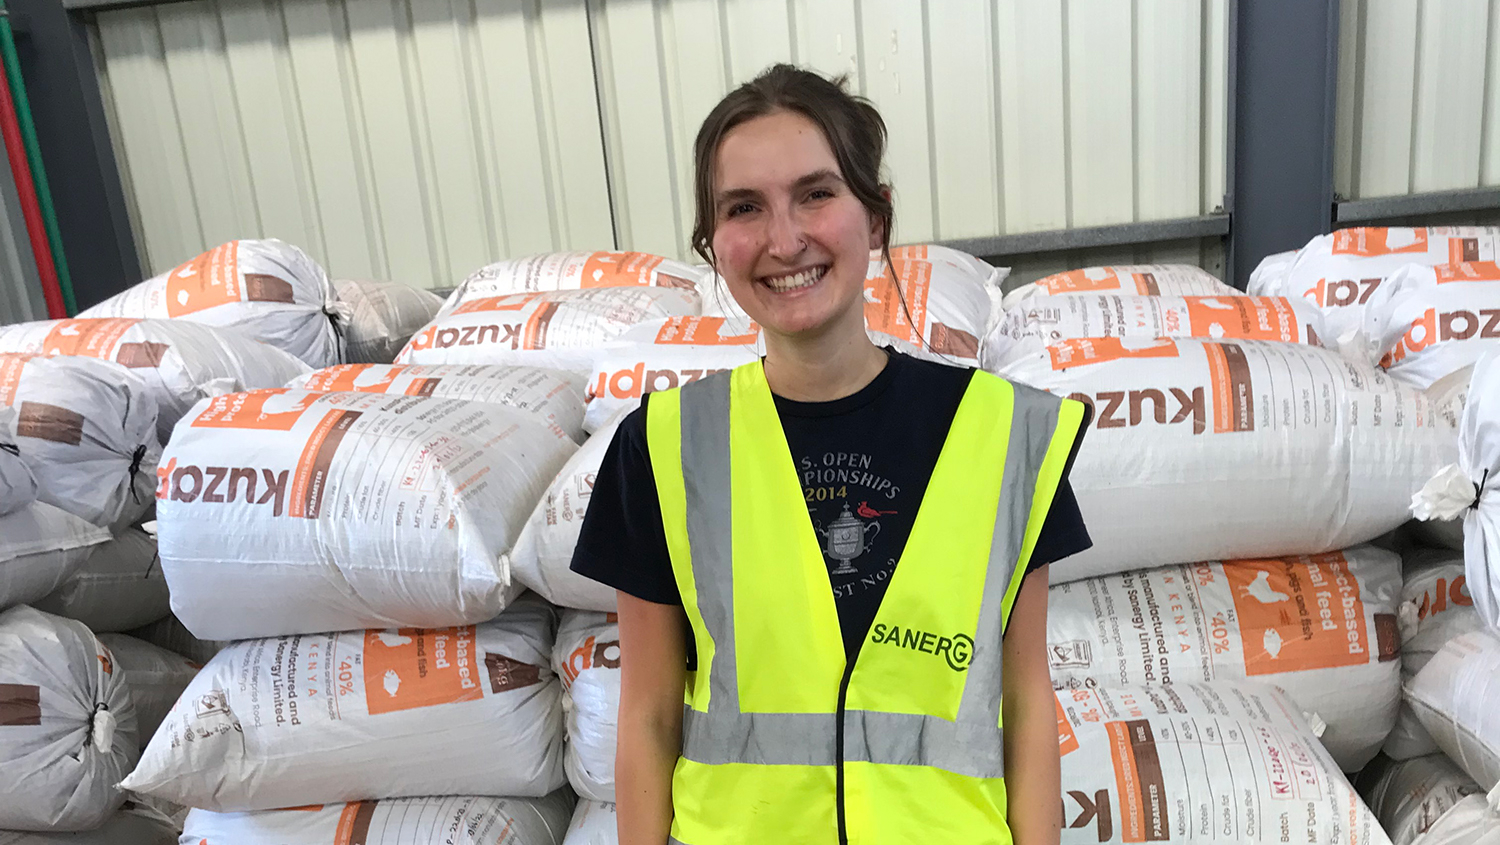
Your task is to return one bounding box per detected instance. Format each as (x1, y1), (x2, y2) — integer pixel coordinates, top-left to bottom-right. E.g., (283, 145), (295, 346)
(690, 63), (894, 273)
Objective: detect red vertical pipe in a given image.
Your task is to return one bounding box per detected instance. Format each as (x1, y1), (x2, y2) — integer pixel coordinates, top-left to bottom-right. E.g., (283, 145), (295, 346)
(0, 51), (63, 319)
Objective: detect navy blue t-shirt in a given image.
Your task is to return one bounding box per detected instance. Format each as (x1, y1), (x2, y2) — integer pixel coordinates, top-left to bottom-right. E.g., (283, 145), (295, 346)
(571, 350), (1091, 659)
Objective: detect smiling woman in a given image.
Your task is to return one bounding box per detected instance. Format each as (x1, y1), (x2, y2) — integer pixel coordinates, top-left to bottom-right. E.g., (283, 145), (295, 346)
(572, 64), (1091, 845)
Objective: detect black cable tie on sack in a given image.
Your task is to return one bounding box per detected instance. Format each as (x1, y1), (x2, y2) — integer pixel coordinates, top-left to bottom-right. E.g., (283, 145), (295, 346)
(127, 445), (147, 504)
(1474, 468), (1491, 512)
(0, 441), (17, 457)
(326, 305), (348, 364)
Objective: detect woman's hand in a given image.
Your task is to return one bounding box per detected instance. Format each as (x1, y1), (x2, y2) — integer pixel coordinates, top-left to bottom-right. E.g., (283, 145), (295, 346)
(1002, 565), (1063, 845)
(616, 591), (689, 845)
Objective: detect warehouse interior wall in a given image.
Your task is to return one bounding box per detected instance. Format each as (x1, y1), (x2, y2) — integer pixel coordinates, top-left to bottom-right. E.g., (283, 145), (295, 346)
(86, 0), (1230, 291)
(1335, 0), (1500, 202)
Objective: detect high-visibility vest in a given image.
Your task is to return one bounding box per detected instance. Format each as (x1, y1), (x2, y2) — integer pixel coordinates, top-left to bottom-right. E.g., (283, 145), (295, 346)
(645, 361), (1087, 845)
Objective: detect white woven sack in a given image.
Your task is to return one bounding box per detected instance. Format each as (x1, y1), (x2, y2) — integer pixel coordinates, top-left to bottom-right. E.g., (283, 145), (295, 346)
(1247, 249), (1300, 296)
(1361, 262), (1500, 389)
(1048, 548), (1401, 770)
(398, 287), (701, 374)
(0, 606), (139, 831)
(452, 251), (702, 301)
(509, 412), (626, 612)
(701, 252), (998, 367)
(96, 633), (197, 751)
(1410, 795), (1500, 845)
(0, 317), (312, 443)
(1411, 351), (1500, 627)
(79, 239), (342, 368)
(1056, 682), (1390, 845)
(0, 802), (179, 845)
(890, 243), (1008, 288)
(554, 610), (619, 801)
(157, 389), (575, 640)
(1260, 227), (1500, 347)
(584, 316), (761, 434)
(1387, 550), (1483, 760)
(125, 614), (226, 666)
(33, 526), (167, 632)
(288, 363), (586, 443)
(122, 596), (564, 811)
(1407, 629), (1500, 791)
(333, 279), (445, 364)
(0, 406), (35, 516)
(0, 355), (160, 529)
(1001, 264), (1241, 310)
(982, 294), (1329, 372)
(0, 503), (111, 611)
(182, 790), (576, 845)
(1362, 754), (1484, 845)
(563, 800), (616, 845)
(995, 338), (1456, 581)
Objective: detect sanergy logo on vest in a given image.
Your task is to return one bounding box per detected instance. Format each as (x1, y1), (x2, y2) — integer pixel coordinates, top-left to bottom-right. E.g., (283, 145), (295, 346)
(869, 623), (974, 671)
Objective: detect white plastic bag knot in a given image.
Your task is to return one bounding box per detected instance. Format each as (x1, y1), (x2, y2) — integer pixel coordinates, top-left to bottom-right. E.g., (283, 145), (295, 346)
(90, 705), (117, 753)
(1412, 464), (1478, 522)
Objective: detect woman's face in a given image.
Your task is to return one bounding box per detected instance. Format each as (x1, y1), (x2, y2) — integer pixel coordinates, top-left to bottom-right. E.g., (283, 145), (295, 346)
(711, 109), (882, 339)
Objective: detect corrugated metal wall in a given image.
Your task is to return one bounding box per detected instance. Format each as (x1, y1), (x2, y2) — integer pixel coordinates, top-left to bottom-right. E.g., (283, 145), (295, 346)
(91, 0), (1229, 288)
(92, 0), (613, 288)
(1335, 0), (1500, 200)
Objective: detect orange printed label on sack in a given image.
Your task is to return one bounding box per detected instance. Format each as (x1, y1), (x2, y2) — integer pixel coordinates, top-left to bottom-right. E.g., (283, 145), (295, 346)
(164, 242), (243, 317)
(0, 354), (30, 406)
(1433, 261), (1500, 284)
(1181, 297), (1303, 343)
(1224, 553), (1383, 674)
(40, 318), (139, 359)
(1332, 228), (1428, 256)
(889, 245), (930, 262)
(1038, 268), (1123, 295)
(864, 259), (931, 342)
(301, 364), (396, 394)
(1416, 574), (1472, 621)
(362, 627), (484, 715)
(560, 634), (622, 688)
(288, 408), (359, 519)
(1107, 719), (1169, 842)
(653, 316), (760, 346)
(334, 800), (378, 845)
(1048, 337), (1180, 370)
(580, 252), (665, 287)
(1202, 342), (1255, 433)
(1057, 695), (1080, 757)
(452, 293), (541, 315)
(191, 389), (321, 431)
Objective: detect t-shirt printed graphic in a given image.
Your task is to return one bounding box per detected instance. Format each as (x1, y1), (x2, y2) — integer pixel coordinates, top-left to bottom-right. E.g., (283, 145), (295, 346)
(572, 350), (1091, 659)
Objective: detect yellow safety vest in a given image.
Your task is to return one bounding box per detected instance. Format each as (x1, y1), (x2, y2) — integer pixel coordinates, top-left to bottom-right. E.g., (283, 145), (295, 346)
(646, 361), (1086, 845)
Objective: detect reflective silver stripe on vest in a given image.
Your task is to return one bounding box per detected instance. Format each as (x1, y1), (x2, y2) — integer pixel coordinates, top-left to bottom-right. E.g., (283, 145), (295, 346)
(675, 372), (1062, 777)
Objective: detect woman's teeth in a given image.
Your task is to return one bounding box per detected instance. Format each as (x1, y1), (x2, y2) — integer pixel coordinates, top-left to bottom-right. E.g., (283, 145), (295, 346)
(762, 266), (827, 292)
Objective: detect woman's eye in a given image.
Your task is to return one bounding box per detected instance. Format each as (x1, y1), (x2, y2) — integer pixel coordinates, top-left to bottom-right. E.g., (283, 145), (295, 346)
(807, 188), (834, 201)
(726, 203), (756, 218)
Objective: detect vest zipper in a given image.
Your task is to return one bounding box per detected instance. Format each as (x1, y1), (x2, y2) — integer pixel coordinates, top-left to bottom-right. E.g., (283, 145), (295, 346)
(834, 661), (855, 845)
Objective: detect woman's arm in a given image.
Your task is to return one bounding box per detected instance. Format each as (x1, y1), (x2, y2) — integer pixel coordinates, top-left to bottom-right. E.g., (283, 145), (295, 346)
(616, 590), (688, 845)
(1002, 565), (1062, 845)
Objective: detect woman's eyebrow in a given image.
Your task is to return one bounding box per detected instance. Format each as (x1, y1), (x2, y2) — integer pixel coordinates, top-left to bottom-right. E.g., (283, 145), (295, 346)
(792, 169), (844, 189)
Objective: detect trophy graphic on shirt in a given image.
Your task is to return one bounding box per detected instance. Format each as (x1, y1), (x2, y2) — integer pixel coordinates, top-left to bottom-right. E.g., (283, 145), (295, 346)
(815, 503), (881, 575)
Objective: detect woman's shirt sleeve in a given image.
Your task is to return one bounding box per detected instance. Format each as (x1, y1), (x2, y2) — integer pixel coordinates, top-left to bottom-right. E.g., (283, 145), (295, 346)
(570, 397), (684, 605)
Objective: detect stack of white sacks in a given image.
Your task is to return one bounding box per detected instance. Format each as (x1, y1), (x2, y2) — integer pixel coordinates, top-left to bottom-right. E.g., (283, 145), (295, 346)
(1248, 227), (1500, 845)
(6, 234), (1497, 844)
(0, 240), (465, 844)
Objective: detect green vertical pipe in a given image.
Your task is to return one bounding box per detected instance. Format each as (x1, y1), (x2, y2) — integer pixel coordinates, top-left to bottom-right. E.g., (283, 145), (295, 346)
(0, 1), (77, 315)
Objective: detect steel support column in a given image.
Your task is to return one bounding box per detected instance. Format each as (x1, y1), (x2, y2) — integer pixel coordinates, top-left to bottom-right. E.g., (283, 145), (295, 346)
(1227, 0), (1340, 289)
